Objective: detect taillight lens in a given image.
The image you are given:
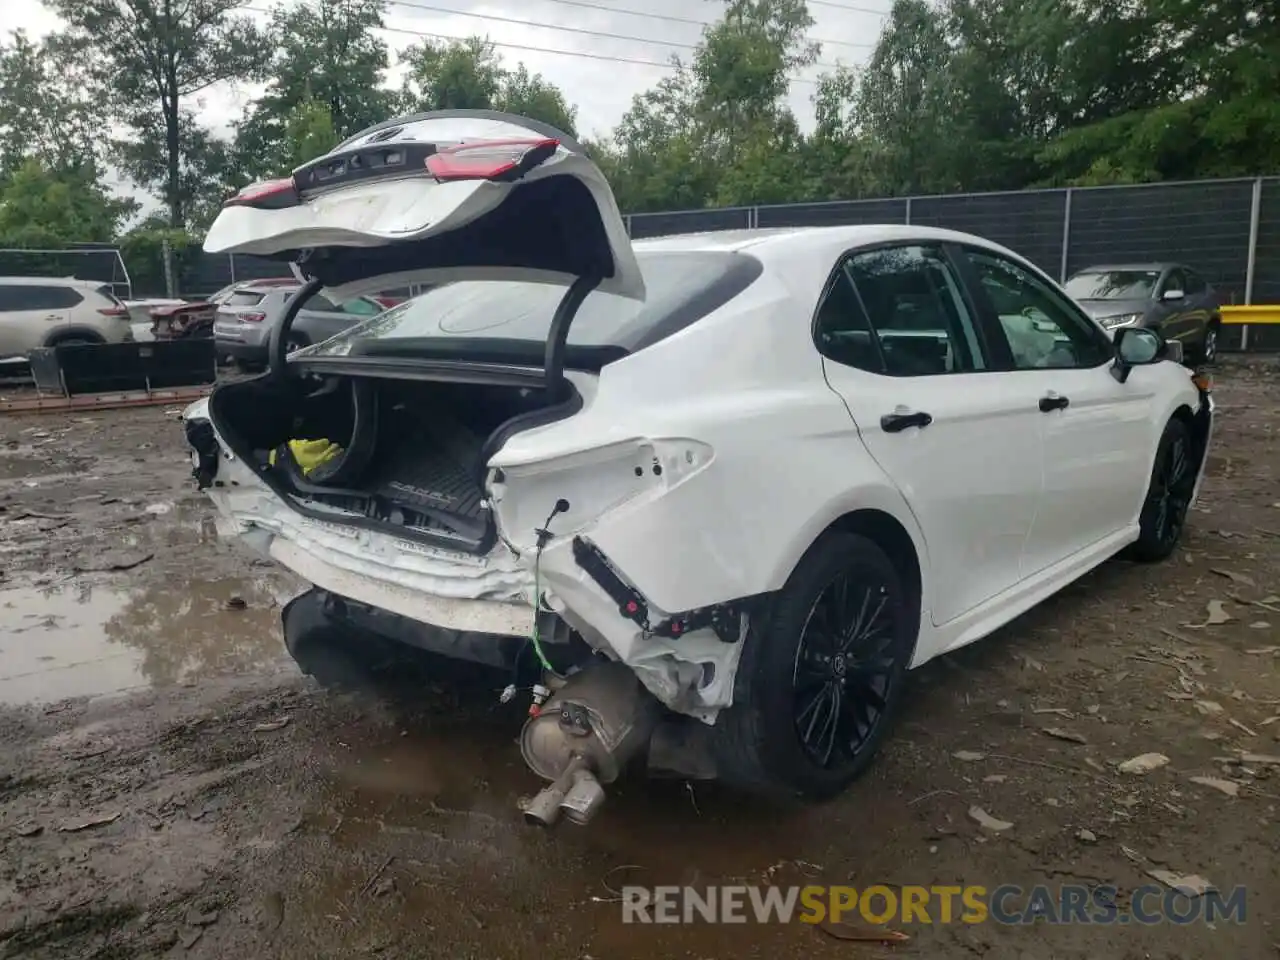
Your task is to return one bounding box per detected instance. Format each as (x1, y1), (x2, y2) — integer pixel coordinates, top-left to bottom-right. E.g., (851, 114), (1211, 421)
(225, 178), (300, 210)
(98, 305), (129, 318)
(425, 138), (559, 183)
(240, 312), (267, 323)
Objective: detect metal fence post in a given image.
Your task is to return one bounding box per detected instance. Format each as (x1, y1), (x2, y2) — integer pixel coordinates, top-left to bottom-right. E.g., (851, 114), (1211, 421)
(625, 214), (633, 238)
(1244, 177), (1262, 305)
(228, 253), (236, 284)
(162, 237), (176, 298)
(1059, 187), (1073, 283)
(904, 196), (912, 225)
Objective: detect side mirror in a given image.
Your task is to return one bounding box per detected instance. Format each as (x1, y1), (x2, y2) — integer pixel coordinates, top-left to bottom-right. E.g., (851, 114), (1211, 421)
(1161, 288), (1185, 301)
(1111, 326), (1164, 383)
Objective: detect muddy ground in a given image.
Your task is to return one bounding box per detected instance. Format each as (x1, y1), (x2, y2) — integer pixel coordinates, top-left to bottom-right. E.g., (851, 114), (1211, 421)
(0, 361), (1278, 959)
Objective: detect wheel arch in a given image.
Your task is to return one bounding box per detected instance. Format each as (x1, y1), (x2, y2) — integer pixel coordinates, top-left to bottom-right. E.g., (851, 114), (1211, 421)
(1171, 400), (1212, 483)
(826, 509), (924, 641)
(43, 326), (106, 347)
(772, 500), (929, 645)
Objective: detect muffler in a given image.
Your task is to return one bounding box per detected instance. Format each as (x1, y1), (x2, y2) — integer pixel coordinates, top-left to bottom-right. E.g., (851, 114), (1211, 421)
(518, 659), (660, 827)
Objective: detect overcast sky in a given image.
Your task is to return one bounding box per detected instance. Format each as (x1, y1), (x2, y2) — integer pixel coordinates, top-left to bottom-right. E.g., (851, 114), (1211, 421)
(7, 0), (889, 203)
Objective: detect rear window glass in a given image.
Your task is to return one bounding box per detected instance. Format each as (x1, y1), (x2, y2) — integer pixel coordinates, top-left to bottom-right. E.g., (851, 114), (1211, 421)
(93, 284), (126, 306)
(301, 251), (761, 358)
(227, 291), (265, 306)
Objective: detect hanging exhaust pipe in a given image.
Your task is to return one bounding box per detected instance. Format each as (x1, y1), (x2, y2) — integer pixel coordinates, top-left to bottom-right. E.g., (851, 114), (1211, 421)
(518, 659), (661, 827)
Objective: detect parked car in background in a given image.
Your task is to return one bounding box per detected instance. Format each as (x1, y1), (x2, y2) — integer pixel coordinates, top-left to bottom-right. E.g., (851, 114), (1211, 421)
(0, 276), (134, 359)
(149, 277), (296, 343)
(1064, 263), (1222, 364)
(213, 282), (384, 368)
(122, 297), (185, 325)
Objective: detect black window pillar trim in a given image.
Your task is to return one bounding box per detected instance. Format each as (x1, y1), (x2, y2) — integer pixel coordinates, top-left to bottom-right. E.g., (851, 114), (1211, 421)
(941, 242), (1017, 371)
(544, 272), (602, 403)
(267, 277), (323, 379)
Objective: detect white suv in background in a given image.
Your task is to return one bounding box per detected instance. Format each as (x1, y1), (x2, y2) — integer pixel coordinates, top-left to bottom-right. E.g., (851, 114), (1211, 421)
(0, 277), (135, 359)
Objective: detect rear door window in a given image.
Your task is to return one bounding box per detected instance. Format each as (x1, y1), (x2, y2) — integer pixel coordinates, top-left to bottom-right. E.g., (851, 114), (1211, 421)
(0, 285), (84, 310)
(816, 244), (988, 376)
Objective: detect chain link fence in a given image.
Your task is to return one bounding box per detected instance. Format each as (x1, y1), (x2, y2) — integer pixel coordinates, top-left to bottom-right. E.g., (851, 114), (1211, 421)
(7, 176), (1278, 305)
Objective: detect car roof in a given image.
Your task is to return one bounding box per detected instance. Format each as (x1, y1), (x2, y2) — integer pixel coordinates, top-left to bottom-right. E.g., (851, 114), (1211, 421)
(632, 224), (1071, 284)
(236, 284), (298, 294)
(0, 276), (110, 289)
(632, 224), (1040, 257)
(1073, 263), (1183, 273)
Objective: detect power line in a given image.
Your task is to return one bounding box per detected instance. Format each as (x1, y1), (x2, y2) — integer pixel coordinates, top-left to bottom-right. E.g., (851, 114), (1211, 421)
(381, 0), (861, 67)
(241, 4), (846, 85)
(806, 0), (891, 12)
(384, 0), (879, 48)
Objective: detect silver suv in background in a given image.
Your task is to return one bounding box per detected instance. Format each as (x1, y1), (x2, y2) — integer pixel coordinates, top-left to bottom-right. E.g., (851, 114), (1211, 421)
(213, 282), (384, 368)
(0, 277), (135, 359)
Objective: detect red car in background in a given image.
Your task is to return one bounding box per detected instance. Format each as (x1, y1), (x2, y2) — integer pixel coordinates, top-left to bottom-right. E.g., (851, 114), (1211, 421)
(151, 280), (407, 341)
(150, 278), (294, 340)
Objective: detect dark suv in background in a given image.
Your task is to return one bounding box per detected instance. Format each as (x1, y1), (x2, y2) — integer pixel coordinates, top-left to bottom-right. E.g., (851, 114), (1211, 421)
(1064, 262), (1222, 364)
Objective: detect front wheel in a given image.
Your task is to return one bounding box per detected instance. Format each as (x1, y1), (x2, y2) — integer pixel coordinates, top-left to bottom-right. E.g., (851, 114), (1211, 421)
(1130, 418), (1196, 562)
(1191, 320), (1219, 365)
(711, 532), (917, 801)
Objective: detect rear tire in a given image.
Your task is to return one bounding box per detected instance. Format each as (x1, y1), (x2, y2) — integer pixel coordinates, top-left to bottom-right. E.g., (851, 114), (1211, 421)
(1130, 418), (1196, 563)
(711, 532), (916, 801)
(49, 336), (103, 348)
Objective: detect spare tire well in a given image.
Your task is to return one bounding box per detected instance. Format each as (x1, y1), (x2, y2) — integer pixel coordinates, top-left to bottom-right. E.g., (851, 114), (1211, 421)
(823, 509), (923, 642)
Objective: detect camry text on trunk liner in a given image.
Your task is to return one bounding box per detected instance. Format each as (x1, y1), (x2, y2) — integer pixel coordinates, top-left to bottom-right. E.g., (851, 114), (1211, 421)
(184, 110), (1216, 826)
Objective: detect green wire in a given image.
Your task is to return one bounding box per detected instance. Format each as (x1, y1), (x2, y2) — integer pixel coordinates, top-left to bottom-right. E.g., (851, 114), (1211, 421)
(529, 545), (554, 674)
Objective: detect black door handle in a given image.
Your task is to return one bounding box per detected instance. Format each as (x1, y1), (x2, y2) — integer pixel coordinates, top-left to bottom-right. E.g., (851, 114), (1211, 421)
(880, 410), (933, 433)
(1039, 394), (1070, 412)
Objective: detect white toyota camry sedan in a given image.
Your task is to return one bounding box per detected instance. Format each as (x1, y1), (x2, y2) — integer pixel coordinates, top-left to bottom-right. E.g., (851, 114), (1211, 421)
(183, 111), (1215, 825)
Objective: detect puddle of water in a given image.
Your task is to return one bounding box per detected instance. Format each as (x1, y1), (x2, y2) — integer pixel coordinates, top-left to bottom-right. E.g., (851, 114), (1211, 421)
(0, 577), (295, 706)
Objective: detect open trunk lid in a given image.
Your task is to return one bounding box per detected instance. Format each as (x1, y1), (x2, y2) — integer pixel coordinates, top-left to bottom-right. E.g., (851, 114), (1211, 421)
(202, 110), (644, 304)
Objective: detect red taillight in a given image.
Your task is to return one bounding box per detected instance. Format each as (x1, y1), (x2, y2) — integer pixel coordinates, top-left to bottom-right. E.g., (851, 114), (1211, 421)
(98, 306), (128, 318)
(240, 312), (267, 323)
(425, 138), (559, 183)
(225, 178), (299, 210)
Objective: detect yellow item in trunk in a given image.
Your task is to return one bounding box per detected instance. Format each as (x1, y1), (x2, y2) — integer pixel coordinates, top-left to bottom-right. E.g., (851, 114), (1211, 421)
(269, 439), (344, 476)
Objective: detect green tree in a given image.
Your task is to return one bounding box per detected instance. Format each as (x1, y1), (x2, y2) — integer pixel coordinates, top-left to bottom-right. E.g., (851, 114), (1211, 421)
(853, 0), (958, 194)
(600, 0), (820, 211)
(0, 31), (101, 178)
(399, 37), (505, 112)
(1037, 0), (1280, 183)
(114, 111), (239, 232)
(398, 37), (578, 135)
(0, 159), (138, 247)
(495, 64), (578, 137)
(232, 0), (395, 183)
(284, 99), (341, 168)
(48, 0), (266, 230)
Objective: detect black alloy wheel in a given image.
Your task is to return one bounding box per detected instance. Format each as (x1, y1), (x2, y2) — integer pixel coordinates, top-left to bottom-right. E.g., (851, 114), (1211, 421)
(792, 570), (901, 768)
